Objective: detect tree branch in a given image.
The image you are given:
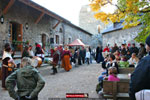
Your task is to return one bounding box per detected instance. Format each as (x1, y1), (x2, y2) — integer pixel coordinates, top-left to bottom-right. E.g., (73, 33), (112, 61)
(140, 10), (150, 13)
(107, 0), (125, 13)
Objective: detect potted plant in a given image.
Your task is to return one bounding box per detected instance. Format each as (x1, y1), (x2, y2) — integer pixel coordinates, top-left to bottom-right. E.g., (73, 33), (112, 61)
(25, 40), (29, 45)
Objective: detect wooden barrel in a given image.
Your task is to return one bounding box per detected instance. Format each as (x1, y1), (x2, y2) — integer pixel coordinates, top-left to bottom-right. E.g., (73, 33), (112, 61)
(31, 57), (42, 67)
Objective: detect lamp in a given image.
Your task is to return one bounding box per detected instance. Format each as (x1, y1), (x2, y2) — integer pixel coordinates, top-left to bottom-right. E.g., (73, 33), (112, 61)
(18, 34), (21, 37)
(25, 23), (28, 29)
(0, 15), (4, 24)
(97, 25), (101, 33)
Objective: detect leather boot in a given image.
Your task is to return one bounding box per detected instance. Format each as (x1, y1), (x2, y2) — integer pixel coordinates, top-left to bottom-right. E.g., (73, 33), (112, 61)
(51, 67), (55, 75)
(54, 68), (57, 73)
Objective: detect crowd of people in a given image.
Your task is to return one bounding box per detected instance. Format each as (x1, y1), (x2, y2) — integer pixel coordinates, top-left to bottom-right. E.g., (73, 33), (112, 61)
(96, 42), (148, 99)
(1, 43), (45, 100)
(1, 35), (150, 100)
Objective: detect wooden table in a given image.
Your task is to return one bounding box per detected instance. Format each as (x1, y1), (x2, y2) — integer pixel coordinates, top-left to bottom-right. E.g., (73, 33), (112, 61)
(117, 74), (130, 81)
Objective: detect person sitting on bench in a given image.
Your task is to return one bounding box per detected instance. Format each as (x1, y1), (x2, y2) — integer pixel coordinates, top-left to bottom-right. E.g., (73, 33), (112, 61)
(98, 67), (120, 98)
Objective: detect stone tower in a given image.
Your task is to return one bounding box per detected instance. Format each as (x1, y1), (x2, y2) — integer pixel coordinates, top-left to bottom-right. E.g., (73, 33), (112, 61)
(79, 5), (106, 34)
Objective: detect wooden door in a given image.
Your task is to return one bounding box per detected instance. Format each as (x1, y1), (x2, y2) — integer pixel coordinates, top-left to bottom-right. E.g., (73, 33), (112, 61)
(9, 23), (12, 43)
(17, 24), (23, 52)
(42, 34), (46, 48)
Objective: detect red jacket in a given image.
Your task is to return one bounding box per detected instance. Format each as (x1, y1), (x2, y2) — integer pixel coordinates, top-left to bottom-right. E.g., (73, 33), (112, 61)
(103, 47), (109, 52)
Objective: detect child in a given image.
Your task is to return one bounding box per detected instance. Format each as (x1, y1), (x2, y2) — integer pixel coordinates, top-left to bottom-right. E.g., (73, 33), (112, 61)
(128, 53), (139, 67)
(85, 48), (90, 65)
(98, 67), (120, 98)
(119, 56), (129, 68)
(98, 54), (119, 82)
(108, 67), (120, 81)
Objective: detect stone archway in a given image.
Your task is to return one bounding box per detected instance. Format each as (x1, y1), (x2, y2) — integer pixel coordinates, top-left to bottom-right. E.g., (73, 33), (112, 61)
(41, 33), (50, 48)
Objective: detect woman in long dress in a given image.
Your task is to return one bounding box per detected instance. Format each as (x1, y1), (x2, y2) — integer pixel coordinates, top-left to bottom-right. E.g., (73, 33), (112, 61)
(2, 43), (16, 89)
(61, 46), (72, 71)
(96, 46), (104, 63)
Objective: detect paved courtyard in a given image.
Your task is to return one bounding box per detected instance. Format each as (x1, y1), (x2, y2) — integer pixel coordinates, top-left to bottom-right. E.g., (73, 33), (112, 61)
(0, 62), (104, 100)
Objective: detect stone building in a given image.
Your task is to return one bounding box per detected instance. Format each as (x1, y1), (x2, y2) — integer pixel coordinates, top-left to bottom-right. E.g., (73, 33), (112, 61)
(0, 0), (92, 55)
(79, 5), (107, 34)
(102, 22), (141, 47)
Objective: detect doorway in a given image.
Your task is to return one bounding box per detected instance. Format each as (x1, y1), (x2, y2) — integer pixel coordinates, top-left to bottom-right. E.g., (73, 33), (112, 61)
(42, 34), (46, 48)
(10, 22), (23, 52)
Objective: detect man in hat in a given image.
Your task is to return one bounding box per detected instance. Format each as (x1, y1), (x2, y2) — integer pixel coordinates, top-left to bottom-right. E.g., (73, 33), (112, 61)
(129, 35), (150, 100)
(6, 57), (45, 100)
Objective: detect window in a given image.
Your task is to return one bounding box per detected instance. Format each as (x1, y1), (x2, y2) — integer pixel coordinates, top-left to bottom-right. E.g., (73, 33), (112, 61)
(68, 38), (71, 44)
(56, 35), (59, 44)
(59, 28), (63, 33)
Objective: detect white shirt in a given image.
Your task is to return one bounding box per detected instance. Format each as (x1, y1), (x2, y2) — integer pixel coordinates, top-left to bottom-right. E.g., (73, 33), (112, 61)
(128, 58), (139, 67)
(2, 51), (12, 60)
(29, 50), (34, 57)
(86, 51), (90, 58)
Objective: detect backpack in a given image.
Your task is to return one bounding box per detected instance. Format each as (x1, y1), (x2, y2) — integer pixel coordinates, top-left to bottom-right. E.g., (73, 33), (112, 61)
(96, 80), (103, 93)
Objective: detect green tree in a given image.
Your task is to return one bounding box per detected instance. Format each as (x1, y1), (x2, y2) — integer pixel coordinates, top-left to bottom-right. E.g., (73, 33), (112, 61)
(90, 0), (150, 42)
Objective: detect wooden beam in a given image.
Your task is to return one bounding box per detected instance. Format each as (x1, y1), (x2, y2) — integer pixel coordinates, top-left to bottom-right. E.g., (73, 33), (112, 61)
(3, 0), (15, 15)
(35, 12), (45, 24)
(53, 21), (61, 29)
(18, 0), (63, 22)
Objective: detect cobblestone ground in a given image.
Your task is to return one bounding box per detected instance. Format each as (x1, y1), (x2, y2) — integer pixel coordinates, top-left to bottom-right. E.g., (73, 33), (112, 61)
(0, 62), (104, 100)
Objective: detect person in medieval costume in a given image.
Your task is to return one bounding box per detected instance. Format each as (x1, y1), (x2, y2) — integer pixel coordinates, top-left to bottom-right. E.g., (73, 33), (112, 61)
(61, 46), (72, 71)
(50, 47), (59, 75)
(35, 43), (44, 62)
(2, 43), (16, 89)
(95, 46), (104, 63)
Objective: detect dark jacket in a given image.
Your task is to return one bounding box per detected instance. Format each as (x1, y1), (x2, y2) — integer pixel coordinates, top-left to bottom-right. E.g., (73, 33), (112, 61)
(111, 46), (119, 53)
(52, 51), (59, 65)
(129, 47), (139, 55)
(79, 49), (86, 58)
(138, 47), (146, 59)
(129, 54), (150, 100)
(121, 48), (127, 56)
(106, 61), (119, 75)
(22, 50), (30, 58)
(6, 66), (45, 99)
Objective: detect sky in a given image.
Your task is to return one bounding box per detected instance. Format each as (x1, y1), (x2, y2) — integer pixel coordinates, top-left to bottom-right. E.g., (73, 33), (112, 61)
(32, 0), (117, 26)
(32, 0), (90, 25)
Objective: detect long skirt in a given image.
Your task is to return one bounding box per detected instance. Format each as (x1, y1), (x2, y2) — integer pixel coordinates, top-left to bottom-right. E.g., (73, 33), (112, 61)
(62, 55), (72, 71)
(2, 66), (11, 88)
(96, 53), (104, 63)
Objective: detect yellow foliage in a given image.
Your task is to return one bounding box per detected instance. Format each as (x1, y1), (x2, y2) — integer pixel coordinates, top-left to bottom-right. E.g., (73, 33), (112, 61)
(90, 3), (100, 12)
(94, 12), (108, 22)
(119, 13), (125, 19)
(90, 0), (140, 30)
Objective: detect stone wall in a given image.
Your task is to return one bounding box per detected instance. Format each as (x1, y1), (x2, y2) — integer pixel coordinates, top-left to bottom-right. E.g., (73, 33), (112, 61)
(63, 23), (92, 45)
(0, 0), (92, 55)
(79, 5), (107, 34)
(102, 25), (141, 47)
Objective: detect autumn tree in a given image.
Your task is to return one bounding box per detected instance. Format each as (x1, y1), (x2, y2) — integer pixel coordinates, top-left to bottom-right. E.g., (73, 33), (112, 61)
(90, 0), (150, 42)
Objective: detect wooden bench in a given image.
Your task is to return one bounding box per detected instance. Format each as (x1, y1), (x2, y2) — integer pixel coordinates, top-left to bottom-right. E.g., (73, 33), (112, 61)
(103, 80), (130, 100)
(119, 68), (135, 74)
